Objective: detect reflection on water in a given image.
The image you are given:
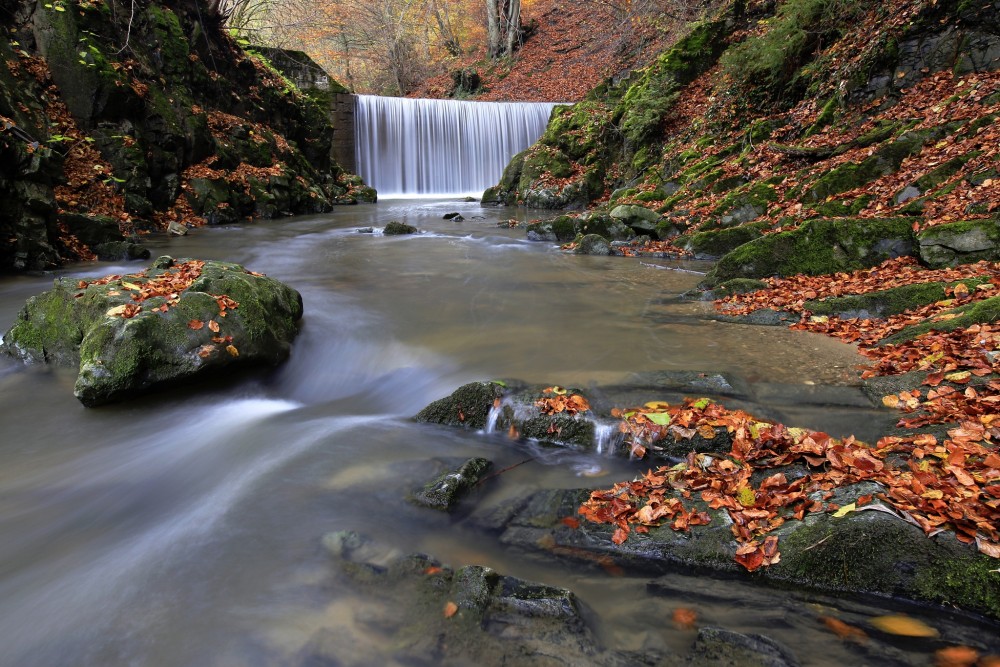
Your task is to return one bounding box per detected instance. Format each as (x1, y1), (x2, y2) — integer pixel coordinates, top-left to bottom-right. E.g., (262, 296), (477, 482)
(0, 200), (993, 666)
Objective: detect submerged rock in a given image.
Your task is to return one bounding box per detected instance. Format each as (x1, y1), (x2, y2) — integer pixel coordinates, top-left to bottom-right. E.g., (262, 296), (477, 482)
(685, 628), (799, 667)
(410, 457), (493, 511)
(311, 530), (650, 666)
(383, 221), (418, 235)
(1, 256), (302, 406)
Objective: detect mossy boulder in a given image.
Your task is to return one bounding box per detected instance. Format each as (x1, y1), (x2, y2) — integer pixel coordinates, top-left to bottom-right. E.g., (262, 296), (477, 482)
(610, 204), (660, 235)
(681, 222), (768, 259)
(575, 234), (614, 256)
(804, 277), (992, 319)
(415, 381), (509, 429)
(1, 256), (303, 406)
(706, 218), (915, 285)
(917, 219), (1000, 268)
(383, 221), (418, 235)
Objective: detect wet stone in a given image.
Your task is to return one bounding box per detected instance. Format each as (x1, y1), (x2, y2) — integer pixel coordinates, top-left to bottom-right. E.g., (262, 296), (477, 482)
(410, 457), (493, 511)
(685, 628), (800, 667)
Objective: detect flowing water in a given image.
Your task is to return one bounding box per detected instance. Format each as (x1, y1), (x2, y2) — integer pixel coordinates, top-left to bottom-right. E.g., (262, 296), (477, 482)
(0, 201), (995, 666)
(354, 96), (562, 196)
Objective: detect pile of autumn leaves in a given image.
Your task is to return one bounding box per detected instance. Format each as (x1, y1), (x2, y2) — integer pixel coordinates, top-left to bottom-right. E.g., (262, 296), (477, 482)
(577, 256), (1000, 572)
(77, 259), (243, 359)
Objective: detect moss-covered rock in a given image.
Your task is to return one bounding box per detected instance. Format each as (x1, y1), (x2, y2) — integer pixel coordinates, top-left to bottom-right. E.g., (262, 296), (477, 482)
(681, 222), (768, 259)
(881, 294), (1000, 345)
(1, 256), (302, 405)
(414, 381), (508, 429)
(918, 219), (1000, 267)
(706, 218), (915, 284)
(410, 457), (493, 511)
(383, 221), (417, 235)
(804, 277), (992, 318)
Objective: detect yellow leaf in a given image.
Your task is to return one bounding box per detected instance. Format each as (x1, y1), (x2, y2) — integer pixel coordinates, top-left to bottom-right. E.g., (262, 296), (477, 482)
(105, 304), (127, 317)
(644, 401), (671, 409)
(226, 344), (239, 357)
(882, 394), (900, 408)
(121, 281), (142, 291)
(921, 489), (944, 500)
(869, 614), (938, 637)
(832, 502), (857, 518)
(945, 371), (972, 383)
(810, 315), (829, 323)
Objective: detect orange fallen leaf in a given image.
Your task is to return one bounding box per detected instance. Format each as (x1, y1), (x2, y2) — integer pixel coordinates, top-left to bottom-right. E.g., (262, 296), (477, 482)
(443, 601), (458, 618)
(933, 645), (978, 667)
(226, 344), (239, 357)
(672, 607), (698, 630)
(870, 614), (938, 637)
(208, 319), (220, 332)
(424, 566), (443, 575)
(188, 319), (204, 330)
(820, 615), (867, 641)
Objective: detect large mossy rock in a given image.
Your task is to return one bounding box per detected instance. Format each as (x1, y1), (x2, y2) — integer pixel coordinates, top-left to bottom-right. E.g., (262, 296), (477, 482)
(706, 218), (914, 285)
(917, 219), (1000, 268)
(1, 256), (302, 405)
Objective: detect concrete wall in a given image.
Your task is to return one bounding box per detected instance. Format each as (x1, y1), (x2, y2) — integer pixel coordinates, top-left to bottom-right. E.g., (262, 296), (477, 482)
(330, 93), (356, 174)
(250, 46), (357, 175)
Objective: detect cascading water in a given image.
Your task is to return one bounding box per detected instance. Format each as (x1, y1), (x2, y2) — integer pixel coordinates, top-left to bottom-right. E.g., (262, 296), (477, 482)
(354, 95), (564, 197)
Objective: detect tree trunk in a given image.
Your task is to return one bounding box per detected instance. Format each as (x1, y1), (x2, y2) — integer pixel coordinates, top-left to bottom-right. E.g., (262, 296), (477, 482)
(486, 0), (521, 59)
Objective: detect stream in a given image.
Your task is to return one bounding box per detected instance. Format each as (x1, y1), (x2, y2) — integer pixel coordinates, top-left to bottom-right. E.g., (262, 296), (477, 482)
(0, 199), (994, 666)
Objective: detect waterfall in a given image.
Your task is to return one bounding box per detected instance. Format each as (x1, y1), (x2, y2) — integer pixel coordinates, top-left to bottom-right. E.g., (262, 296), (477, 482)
(354, 95), (564, 197)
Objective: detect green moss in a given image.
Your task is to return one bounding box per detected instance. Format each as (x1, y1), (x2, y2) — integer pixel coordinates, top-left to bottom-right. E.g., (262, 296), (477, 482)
(882, 295), (1000, 345)
(912, 152), (981, 193)
(804, 277), (990, 317)
(811, 194), (873, 217)
(914, 552), (1000, 619)
(521, 146), (572, 184)
(804, 95), (839, 137)
(774, 510), (999, 618)
(147, 5), (190, 75)
(720, 0), (878, 102)
(707, 217), (915, 282)
(682, 221), (768, 258)
(613, 12), (733, 146)
(804, 129), (940, 202)
(713, 278), (769, 298)
(713, 182), (778, 216)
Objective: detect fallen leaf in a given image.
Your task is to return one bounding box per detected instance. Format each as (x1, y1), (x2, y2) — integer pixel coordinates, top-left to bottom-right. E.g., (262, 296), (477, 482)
(870, 614), (939, 637)
(672, 607), (698, 630)
(443, 601), (458, 618)
(208, 320), (220, 332)
(188, 319), (204, 330)
(226, 344), (239, 357)
(820, 615), (867, 641)
(424, 566), (443, 575)
(933, 645), (978, 667)
(833, 502), (857, 518)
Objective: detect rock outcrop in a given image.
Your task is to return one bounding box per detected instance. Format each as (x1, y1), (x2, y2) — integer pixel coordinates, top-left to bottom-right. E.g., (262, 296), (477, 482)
(1, 255), (302, 405)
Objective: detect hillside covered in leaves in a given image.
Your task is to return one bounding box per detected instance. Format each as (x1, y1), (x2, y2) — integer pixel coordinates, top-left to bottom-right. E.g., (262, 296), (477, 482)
(475, 0), (1000, 584)
(0, 0), (371, 273)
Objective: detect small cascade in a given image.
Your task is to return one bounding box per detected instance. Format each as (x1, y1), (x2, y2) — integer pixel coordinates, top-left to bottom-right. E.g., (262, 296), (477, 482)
(593, 422), (625, 456)
(354, 95), (564, 197)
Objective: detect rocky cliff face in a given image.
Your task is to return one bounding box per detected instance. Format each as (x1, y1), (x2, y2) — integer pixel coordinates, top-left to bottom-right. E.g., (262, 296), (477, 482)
(0, 0), (371, 273)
